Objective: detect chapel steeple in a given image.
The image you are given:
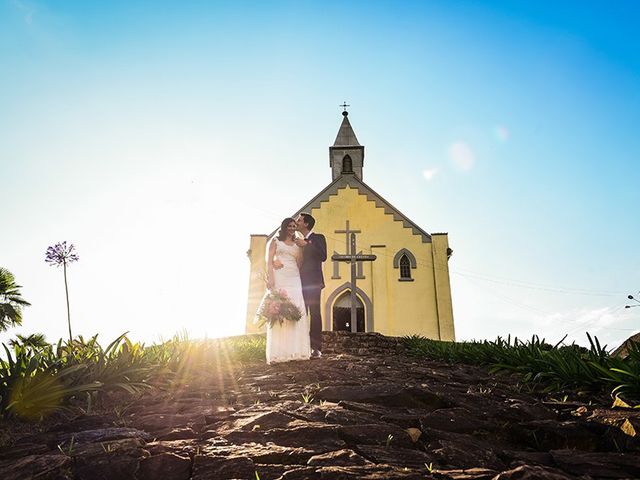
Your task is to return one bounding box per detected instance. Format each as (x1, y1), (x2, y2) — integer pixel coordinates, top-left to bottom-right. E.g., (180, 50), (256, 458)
(330, 107), (365, 181)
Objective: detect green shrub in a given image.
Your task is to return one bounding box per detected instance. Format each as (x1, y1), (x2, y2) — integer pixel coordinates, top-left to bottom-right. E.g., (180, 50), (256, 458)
(0, 332), (266, 420)
(403, 333), (640, 402)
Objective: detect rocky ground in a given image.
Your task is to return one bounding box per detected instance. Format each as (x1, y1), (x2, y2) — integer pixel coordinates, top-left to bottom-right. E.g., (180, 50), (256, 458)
(1, 332), (640, 479)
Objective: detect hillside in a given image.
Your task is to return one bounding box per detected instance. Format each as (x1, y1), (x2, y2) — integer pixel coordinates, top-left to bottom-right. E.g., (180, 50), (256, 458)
(1, 332), (639, 479)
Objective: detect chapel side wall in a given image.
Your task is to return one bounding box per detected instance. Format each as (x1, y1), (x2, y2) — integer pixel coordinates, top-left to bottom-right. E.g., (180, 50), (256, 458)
(245, 235), (268, 334)
(385, 241), (440, 338)
(311, 186), (441, 339)
(432, 233), (456, 341)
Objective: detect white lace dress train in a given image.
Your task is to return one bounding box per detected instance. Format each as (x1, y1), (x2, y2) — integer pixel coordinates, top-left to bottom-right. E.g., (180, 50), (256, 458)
(266, 239), (311, 364)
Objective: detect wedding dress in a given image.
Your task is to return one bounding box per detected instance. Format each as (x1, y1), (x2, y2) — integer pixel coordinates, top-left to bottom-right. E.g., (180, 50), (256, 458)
(266, 239), (310, 364)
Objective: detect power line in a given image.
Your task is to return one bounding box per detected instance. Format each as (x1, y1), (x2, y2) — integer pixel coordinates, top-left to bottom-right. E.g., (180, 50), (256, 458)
(459, 275), (552, 316)
(450, 270), (623, 297)
(237, 195), (628, 299)
(319, 229), (624, 298)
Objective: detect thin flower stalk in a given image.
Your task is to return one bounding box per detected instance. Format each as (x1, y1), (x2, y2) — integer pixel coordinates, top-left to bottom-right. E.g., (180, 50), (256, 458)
(45, 242), (79, 342)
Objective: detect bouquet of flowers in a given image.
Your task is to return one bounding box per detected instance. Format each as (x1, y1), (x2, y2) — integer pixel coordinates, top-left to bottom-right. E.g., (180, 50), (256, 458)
(255, 289), (302, 328)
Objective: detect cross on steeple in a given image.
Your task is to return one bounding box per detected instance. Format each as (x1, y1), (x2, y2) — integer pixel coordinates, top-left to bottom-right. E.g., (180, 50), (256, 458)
(339, 101), (350, 113)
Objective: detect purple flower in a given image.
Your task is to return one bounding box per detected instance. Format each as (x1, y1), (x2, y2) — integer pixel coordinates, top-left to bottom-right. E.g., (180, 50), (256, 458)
(45, 241), (79, 267)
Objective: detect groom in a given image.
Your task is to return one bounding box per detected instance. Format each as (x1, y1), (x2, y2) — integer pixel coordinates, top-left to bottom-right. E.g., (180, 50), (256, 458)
(295, 212), (327, 358)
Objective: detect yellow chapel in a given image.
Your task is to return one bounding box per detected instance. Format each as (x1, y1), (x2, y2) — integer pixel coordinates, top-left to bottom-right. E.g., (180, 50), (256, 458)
(245, 111), (455, 340)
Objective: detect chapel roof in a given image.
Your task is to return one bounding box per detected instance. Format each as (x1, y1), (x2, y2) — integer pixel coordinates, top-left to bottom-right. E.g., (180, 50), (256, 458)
(269, 174), (433, 244)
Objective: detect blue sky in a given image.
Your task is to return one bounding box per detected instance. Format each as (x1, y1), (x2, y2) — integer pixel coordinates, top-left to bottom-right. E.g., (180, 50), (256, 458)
(1, 0), (639, 349)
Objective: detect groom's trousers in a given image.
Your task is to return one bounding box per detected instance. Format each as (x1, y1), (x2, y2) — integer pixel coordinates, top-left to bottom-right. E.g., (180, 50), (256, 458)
(303, 286), (322, 351)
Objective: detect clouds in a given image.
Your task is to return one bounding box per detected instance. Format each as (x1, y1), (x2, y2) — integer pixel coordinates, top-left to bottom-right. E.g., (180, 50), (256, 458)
(457, 297), (634, 349)
(534, 306), (619, 331)
(530, 305), (634, 348)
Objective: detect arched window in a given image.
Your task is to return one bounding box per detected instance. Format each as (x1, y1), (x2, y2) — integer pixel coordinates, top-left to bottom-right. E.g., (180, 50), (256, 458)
(393, 248), (417, 282)
(342, 155), (353, 173)
(399, 255), (411, 279)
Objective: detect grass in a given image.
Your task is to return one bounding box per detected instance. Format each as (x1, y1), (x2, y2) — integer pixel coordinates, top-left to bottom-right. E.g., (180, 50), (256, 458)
(403, 333), (640, 403)
(0, 332), (266, 420)
(385, 433), (394, 448)
(4, 329), (639, 420)
(57, 435), (76, 456)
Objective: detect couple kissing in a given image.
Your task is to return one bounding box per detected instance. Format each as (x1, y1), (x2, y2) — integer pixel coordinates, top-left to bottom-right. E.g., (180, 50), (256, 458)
(265, 213), (327, 364)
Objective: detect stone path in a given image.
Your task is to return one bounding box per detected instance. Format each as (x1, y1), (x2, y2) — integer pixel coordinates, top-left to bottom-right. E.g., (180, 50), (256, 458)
(1, 332), (640, 479)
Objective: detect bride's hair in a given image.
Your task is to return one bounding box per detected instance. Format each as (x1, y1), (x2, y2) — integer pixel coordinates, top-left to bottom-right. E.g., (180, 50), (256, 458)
(277, 217), (297, 241)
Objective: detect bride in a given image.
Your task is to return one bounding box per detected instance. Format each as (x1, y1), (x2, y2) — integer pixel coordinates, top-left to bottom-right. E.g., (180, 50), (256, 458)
(265, 217), (310, 364)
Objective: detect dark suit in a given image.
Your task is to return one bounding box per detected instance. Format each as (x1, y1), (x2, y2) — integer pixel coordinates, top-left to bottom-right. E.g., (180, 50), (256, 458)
(300, 232), (327, 351)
